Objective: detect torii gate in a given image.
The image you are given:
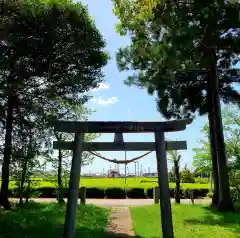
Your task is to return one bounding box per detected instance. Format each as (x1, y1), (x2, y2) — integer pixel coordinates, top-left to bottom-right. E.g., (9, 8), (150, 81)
(53, 119), (192, 238)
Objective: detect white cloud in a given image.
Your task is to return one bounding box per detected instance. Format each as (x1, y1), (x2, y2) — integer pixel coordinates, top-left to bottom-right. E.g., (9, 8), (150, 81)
(91, 82), (110, 92)
(91, 96), (119, 105)
(127, 108), (131, 114)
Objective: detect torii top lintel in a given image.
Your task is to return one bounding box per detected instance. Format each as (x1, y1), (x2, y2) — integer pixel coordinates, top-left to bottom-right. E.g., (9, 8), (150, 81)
(54, 118), (193, 133)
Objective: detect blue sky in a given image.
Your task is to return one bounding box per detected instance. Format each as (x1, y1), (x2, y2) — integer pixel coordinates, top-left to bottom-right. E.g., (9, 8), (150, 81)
(76, 0), (238, 175)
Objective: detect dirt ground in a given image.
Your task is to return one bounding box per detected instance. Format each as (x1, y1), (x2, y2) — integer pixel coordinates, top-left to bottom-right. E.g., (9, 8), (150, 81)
(9, 198), (212, 206)
(105, 207), (135, 237)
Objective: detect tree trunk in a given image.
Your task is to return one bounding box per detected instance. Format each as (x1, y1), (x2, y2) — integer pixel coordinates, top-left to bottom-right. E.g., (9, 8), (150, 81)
(174, 158), (180, 204)
(25, 180), (30, 204)
(214, 90), (234, 211)
(209, 49), (234, 212)
(0, 95), (14, 209)
(209, 173), (213, 192)
(207, 64), (219, 207)
(57, 148), (65, 204)
(19, 158), (28, 205)
(208, 108), (219, 206)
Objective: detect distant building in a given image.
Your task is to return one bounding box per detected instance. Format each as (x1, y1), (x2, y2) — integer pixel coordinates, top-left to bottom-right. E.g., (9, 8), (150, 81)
(107, 170), (121, 178)
(127, 173), (135, 177)
(142, 173), (158, 177)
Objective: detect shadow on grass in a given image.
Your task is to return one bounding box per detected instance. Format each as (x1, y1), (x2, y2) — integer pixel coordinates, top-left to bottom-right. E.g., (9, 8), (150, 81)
(76, 228), (142, 238)
(184, 205), (240, 236)
(0, 202), (141, 238)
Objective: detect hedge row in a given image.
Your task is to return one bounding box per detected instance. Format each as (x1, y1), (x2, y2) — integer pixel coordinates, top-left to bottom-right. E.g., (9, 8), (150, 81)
(8, 187), (210, 199)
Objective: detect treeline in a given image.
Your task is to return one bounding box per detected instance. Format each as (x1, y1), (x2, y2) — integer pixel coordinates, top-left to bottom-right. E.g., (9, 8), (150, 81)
(0, 0), (108, 209)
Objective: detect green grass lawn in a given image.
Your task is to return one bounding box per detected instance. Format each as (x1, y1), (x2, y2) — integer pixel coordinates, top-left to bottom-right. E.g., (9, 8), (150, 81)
(131, 204), (240, 238)
(0, 203), (109, 238)
(80, 178), (210, 189)
(6, 177), (211, 189)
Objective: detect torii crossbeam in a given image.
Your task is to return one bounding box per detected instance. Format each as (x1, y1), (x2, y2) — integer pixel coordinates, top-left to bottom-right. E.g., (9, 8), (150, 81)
(53, 119), (193, 238)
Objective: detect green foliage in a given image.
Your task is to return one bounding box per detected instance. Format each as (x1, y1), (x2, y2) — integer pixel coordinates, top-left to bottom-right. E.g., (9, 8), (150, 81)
(183, 188), (209, 199)
(193, 104), (240, 175)
(207, 192), (214, 198)
(113, 0), (158, 36)
(222, 104), (240, 170)
(12, 185), (41, 199)
(0, 0), (108, 207)
(1, 0), (108, 118)
(192, 141), (212, 174)
(197, 177), (209, 184)
(113, 1), (240, 119)
(168, 151), (181, 203)
(168, 151), (181, 183)
(180, 167), (195, 183)
(229, 170), (240, 187)
(231, 185), (240, 203)
(168, 170), (175, 183)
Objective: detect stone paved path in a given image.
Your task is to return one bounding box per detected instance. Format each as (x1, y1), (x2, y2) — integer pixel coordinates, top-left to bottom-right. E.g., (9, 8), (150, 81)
(10, 198), (211, 207)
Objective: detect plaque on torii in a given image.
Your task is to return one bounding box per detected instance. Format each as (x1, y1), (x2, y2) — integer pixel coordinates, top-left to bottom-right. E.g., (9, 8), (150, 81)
(53, 119), (192, 238)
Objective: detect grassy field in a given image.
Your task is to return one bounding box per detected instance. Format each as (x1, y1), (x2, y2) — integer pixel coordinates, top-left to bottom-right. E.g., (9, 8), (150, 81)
(6, 177), (211, 189)
(131, 204), (240, 238)
(0, 202), (109, 238)
(1, 202), (239, 237)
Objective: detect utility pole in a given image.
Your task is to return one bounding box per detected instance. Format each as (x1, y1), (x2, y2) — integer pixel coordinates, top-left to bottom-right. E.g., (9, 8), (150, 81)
(137, 162), (140, 177)
(124, 151), (127, 185)
(134, 162), (137, 177)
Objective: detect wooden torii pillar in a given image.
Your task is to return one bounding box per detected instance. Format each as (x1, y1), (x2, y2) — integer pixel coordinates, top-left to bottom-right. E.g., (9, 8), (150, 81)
(53, 119), (192, 238)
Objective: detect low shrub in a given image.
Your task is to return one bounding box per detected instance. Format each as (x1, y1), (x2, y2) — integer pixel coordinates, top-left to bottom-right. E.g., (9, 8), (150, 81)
(126, 188), (146, 198)
(9, 188), (19, 198)
(207, 192), (213, 198)
(146, 188), (153, 198)
(8, 189), (14, 197)
(231, 186), (240, 203)
(56, 188), (69, 198)
(196, 189), (209, 198)
(181, 177), (195, 183)
(182, 188), (209, 199)
(171, 187), (185, 199)
(169, 188), (175, 198)
(7, 186), (210, 199)
(229, 170), (240, 187)
(139, 187), (210, 200)
(86, 187), (105, 198)
(11, 187), (42, 200)
(63, 188), (69, 198)
(105, 188), (126, 199)
(198, 178), (209, 184)
(37, 187), (56, 198)
(180, 167), (195, 183)
(168, 171), (175, 183)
